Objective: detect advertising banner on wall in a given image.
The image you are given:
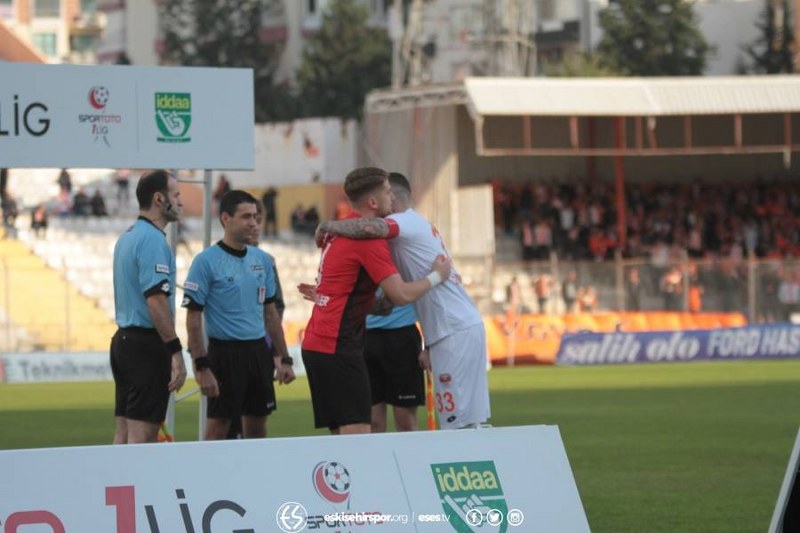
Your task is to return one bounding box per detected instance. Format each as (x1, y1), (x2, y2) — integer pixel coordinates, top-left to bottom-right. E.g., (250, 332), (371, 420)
(0, 63), (254, 169)
(0, 426), (589, 532)
(556, 323), (800, 365)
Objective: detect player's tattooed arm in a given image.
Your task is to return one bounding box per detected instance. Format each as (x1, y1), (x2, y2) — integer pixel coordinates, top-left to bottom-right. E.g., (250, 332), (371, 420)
(317, 217), (389, 241)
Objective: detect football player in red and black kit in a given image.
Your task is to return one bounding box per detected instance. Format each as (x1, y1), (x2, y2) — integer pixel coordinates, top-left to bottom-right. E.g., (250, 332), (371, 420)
(300, 167), (450, 435)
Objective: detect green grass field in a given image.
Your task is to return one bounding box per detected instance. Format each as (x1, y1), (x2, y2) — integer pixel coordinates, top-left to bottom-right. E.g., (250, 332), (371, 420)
(1, 360), (798, 532)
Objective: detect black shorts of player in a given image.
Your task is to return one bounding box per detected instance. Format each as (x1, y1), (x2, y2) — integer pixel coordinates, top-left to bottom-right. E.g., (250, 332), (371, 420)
(364, 325), (424, 408)
(110, 327), (171, 423)
(207, 337), (276, 420)
(302, 349), (371, 431)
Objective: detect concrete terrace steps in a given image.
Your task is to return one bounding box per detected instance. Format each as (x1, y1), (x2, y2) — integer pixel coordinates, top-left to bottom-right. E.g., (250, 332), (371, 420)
(0, 237), (116, 352)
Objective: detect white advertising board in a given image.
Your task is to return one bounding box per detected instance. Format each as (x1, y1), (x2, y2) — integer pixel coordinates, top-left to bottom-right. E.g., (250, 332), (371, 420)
(0, 426), (589, 532)
(0, 63), (254, 170)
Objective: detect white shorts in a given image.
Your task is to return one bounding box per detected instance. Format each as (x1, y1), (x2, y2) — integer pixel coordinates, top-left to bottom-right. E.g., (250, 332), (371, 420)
(429, 322), (491, 429)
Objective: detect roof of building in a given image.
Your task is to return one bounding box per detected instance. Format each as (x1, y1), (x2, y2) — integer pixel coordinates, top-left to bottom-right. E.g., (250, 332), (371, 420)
(464, 76), (800, 117)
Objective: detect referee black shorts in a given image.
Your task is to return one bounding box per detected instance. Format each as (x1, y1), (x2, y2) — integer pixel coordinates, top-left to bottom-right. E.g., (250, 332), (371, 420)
(110, 327), (171, 423)
(364, 325), (425, 408)
(302, 349), (371, 431)
(207, 337), (276, 420)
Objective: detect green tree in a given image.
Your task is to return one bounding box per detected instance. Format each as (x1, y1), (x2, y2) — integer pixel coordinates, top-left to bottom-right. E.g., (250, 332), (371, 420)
(745, 0), (795, 73)
(544, 52), (621, 77)
(159, 0), (297, 122)
(596, 0), (712, 76)
(296, 0), (391, 119)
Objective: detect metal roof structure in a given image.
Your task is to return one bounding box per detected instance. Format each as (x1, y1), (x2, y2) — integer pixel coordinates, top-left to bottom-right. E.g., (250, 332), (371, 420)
(463, 76), (800, 117)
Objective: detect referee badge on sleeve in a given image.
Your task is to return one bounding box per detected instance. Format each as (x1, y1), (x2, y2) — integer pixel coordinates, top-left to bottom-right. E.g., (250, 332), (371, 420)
(258, 286), (266, 303)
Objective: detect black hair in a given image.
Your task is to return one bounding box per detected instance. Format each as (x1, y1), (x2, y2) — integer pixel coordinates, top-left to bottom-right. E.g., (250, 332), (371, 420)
(219, 190), (258, 219)
(388, 172), (411, 194)
(136, 170), (172, 209)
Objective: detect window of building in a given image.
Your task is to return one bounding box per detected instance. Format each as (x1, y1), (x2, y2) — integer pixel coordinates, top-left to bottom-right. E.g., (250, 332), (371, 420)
(80, 0), (97, 12)
(0, 0), (12, 19)
(32, 32), (57, 56)
(70, 34), (96, 53)
(537, 0), (555, 21)
(307, 0), (317, 15)
(34, 0), (60, 18)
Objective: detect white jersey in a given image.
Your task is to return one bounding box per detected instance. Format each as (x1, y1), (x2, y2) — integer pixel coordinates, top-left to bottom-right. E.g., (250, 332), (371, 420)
(386, 208), (482, 345)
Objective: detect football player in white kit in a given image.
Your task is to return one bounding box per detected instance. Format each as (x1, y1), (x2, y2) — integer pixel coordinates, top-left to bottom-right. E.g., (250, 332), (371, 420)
(316, 172), (491, 429)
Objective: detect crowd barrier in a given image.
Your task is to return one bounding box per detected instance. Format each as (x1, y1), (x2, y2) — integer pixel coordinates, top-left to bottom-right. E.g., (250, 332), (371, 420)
(483, 311), (747, 365)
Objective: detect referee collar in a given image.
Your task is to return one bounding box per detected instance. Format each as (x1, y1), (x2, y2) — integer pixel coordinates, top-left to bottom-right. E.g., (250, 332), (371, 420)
(137, 215), (165, 236)
(217, 240), (247, 258)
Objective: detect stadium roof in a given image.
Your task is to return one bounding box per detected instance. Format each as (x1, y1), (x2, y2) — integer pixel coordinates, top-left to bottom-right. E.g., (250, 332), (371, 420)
(463, 76), (800, 117)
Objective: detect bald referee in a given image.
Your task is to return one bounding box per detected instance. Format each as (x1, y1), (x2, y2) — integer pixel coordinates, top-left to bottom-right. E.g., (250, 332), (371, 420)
(111, 170), (187, 444)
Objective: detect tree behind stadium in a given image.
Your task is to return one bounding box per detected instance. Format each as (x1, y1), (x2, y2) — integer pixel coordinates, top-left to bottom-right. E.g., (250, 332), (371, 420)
(296, 0), (391, 120)
(158, 0), (298, 122)
(596, 0), (713, 76)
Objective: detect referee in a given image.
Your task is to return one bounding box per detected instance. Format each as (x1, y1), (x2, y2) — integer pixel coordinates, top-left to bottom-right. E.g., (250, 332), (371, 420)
(111, 170), (187, 444)
(183, 190), (294, 440)
(365, 302), (426, 432)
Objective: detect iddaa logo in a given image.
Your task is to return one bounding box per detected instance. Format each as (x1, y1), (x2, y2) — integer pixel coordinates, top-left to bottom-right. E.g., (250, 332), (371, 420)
(155, 92), (192, 143)
(431, 461), (509, 532)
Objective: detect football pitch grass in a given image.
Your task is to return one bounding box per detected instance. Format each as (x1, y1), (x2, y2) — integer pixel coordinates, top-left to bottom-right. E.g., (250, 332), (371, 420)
(1, 360), (798, 532)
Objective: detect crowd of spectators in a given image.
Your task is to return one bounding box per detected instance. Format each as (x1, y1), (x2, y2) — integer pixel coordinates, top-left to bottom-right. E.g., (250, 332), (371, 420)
(493, 178), (800, 262)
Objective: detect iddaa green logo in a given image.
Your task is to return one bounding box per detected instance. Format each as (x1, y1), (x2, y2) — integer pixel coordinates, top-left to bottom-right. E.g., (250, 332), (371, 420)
(155, 92), (191, 143)
(431, 461), (509, 532)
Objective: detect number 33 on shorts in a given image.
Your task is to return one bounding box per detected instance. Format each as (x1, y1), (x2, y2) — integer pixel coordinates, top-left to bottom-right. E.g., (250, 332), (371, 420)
(435, 391), (456, 412)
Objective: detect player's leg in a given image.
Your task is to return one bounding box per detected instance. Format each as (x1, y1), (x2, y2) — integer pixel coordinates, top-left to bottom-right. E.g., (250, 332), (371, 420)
(205, 340), (243, 440)
(371, 403), (388, 433)
(429, 323), (491, 429)
(386, 325), (424, 432)
(113, 417), (127, 444)
(364, 329), (388, 433)
(241, 340), (275, 439)
(242, 415), (267, 438)
(204, 418), (233, 440)
(127, 419), (160, 443)
(114, 329), (171, 443)
(392, 406), (419, 431)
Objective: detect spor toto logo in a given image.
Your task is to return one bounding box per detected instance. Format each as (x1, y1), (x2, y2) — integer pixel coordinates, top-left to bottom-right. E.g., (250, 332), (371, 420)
(313, 461), (351, 504)
(88, 86), (109, 110)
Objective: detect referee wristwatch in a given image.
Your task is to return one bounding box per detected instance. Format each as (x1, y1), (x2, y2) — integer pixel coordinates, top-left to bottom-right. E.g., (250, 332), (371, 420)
(281, 356), (294, 366)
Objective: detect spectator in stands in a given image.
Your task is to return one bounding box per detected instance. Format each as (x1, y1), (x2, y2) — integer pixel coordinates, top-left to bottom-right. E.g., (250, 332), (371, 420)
(1, 192), (18, 239)
(506, 276), (523, 314)
(625, 267), (643, 311)
(115, 169), (131, 207)
(30, 203), (48, 239)
(577, 285), (598, 312)
(91, 189), (108, 217)
(261, 187), (278, 237)
(562, 270), (578, 313)
(57, 168), (72, 195)
(532, 274), (553, 314)
(304, 205), (320, 232)
(212, 174), (231, 213)
(72, 188), (91, 217)
(0, 168), (7, 201)
(290, 204), (306, 233)
(660, 266), (684, 311)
